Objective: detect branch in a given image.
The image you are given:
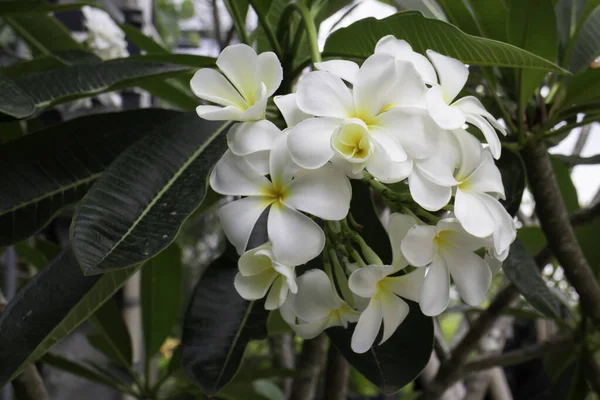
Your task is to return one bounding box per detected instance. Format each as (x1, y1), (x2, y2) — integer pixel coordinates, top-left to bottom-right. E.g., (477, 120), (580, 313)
(324, 345), (350, 400)
(462, 336), (572, 375)
(290, 335), (327, 400)
(522, 140), (600, 330)
(211, 0), (224, 50)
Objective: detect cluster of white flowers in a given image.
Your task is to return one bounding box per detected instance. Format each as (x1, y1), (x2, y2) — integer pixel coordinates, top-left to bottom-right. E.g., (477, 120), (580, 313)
(192, 37), (516, 354)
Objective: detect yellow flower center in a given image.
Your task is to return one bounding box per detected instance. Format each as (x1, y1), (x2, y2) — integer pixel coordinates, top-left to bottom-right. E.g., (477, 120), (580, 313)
(331, 121), (372, 162)
(433, 230), (453, 250)
(261, 183), (288, 208)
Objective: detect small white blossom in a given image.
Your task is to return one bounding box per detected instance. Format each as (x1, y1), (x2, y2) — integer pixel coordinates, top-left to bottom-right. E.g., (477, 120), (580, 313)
(82, 6), (129, 60)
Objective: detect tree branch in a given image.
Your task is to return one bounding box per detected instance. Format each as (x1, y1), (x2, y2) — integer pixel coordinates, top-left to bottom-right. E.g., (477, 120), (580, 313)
(324, 345), (350, 400)
(462, 336), (572, 375)
(290, 335), (327, 400)
(522, 140), (600, 330)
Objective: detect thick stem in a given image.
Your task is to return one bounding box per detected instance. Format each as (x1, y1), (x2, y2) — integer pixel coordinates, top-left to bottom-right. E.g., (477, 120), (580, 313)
(269, 334), (295, 398)
(522, 140), (600, 330)
(291, 3), (321, 65)
(324, 345), (350, 400)
(290, 335), (327, 400)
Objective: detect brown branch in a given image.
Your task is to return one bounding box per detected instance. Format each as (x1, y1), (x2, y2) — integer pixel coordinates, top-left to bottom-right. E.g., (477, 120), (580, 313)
(462, 336), (572, 375)
(211, 0), (224, 50)
(522, 140), (600, 330)
(290, 335), (327, 400)
(324, 345), (350, 400)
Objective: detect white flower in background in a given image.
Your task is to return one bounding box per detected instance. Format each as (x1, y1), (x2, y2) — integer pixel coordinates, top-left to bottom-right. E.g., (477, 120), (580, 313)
(234, 243), (297, 310)
(424, 50), (506, 158)
(190, 44), (283, 122)
(397, 216), (492, 316)
(281, 269), (359, 339)
(82, 6), (129, 60)
(374, 35), (437, 85)
(348, 264), (425, 353)
(287, 53), (436, 183)
(210, 133), (351, 266)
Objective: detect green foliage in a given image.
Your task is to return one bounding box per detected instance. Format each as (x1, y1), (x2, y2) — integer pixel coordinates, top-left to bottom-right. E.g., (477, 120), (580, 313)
(569, 4), (600, 72)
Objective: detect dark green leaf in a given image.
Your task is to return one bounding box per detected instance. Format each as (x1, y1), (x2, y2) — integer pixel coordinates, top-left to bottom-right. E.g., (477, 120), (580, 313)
(142, 243), (183, 358)
(70, 114), (230, 275)
(436, 0), (480, 36)
(555, 0), (588, 48)
(468, 0), (509, 42)
(350, 180), (392, 264)
(14, 241), (49, 269)
(0, 74), (35, 118)
(0, 109), (179, 247)
(88, 299), (133, 367)
(327, 301), (433, 393)
(4, 13), (81, 55)
(549, 355), (590, 400)
(0, 55), (64, 77)
(394, 0), (447, 20)
(569, 5), (600, 72)
(121, 23), (169, 53)
(323, 11), (567, 72)
(42, 353), (127, 391)
(496, 149), (526, 216)
(508, 0), (558, 105)
(266, 309), (292, 335)
(575, 220), (600, 277)
(551, 156), (580, 212)
(181, 254), (269, 395)
(0, 249), (138, 387)
(517, 226), (547, 254)
(502, 239), (561, 318)
(563, 68), (600, 106)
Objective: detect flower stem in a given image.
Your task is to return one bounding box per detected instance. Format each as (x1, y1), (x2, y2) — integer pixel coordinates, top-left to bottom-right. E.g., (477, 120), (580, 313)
(328, 248), (355, 307)
(291, 2), (321, 65)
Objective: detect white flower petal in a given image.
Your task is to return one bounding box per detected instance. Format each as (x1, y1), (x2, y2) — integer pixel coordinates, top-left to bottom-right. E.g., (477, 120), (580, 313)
(454, 189), (495, 238)
(415, 155), (458, 187)
(265, 276), (288, 310)
(227, 120), (280, 156)
(388, 213), (418, 269)
(219, 197), (270, 255)
(426, 50), (468, 103)
(285, 165), (351, 221)
(287, 117), (339, 169)
(453, 96), (506, 135)
(238, 243), (273, 276)
(245, 150), (270, 175)
(452, 128), (483, 180)
(379, 292), (409, 345)
(274, 93), (310, 127)
(196, 105), (244, 121)
(375, 36), (437, 83)
(480, 194), (516, 255)
(291, 269), (339, 321)
(269, 133), (297, 187)
(365, 150), (412, 183)
(401, 225), (437, 267)
(315, 60), (359, 83)
(293, 319), (330, 339)
(438, 221), (489, 252)
(234, 269), (276, 300)
(353, 53), (397, 119)
(374, 108), (439, 159)
(216, 44), (258, 101)
(210, 151), (271, 195)
(256, 51), (283, 97)
(296, 71), (354, 118)
(268, 205), (325, 265)
(387, 61), (427, 107)
(348, 265), (395, 298)
(190, 68), (247, 108)
(419, 253), (450, 316)
(408, 168), (452, 211)
(465, 113), (502, 159)
(381, 267), (426, 302)
(464, 151), (505, 197)
(273, 263), (297, 293)
(485, 253), (503, 275)
(444, 248), (491, 306)
(369, 126), (407, 162)
(425, 86), (466, 130)
(351, 295), (382, 353)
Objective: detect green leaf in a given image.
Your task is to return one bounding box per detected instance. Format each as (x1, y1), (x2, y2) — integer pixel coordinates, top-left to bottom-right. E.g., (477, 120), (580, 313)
(327, 301), (433, 393)
(0, 57), (196, 118)
(4, 13), (81, 55)
(181, 253), (269, 395)
(551, 156), (580, 212)
(121, 23), (169, 53)
(88, 299), (133, 367)
(436, 0), (480, 36)
(502, 239), (561, 318)
(70, 114), (230, 275)
(142, 243), (183, 358)
(569, 5), (600, 72)
(14, 241), (50, 269)
(266, 309), (292, 335)
(517, 226), (547, 254)
(0, 249), (138, 387)
(0, 55), (64, 77)
(0, 74), (35, 118)
(350, 180), (392, 264)
(0, 109), (179, 247)
(563, 68), (600, 106)
(508, 0), (558, 105)
(555, 0), (588, 48)
(395, 0), (447, 20)
(496, 149), (526, 216)
(468, 0), (509, 42)
(323, 11), (567, 72)
(549, 356), (590, 400)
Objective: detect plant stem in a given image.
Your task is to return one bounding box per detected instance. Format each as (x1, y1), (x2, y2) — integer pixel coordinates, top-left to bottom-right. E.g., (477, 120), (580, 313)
(248, 0), (283, 58)
(291, 2), (321, 65)
(223, 0), (250, 45)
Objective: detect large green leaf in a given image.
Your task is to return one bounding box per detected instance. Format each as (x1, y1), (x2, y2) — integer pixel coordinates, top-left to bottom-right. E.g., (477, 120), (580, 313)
(88, 299), (133, 367)
(0, 74), (35, 118)
(502, 239), (561, 318)
(569, 5), (600, 72)
(4, 13), (81, 55)
(0, 109), (179, 247)
(395, 0), (447, 20)
(436, 0), (480, 36)
(350, 180), (392, 264)
(181, 253), (269, 395)
(468, 0), (509, 42)
(327, 301), (433, 393)
(0, 57), (200, 118)
(142, 243), (183, 358)
(496, 149), (526, 216)
(508, 0), (558, 105)
(323, 11), (566, 72)
(0, 249), (138, 387)
(70, 113), (230, 275)
(563, 68), (600, 106)
(556, 0), (588, 48)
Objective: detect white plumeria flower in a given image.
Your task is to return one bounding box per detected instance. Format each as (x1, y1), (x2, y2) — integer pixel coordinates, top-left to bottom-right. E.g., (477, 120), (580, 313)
(273, 93), (310, 127)
(281, 269), (359, 339)
(397, 216), (492, 316)
(82, 6), (129, 60)
(234, 243), (297, 310)
(190, 44), (283, 122)
(287, 53), (435, 183)
(425, 50), (506, 158)
(210, 133), (351, 266)
(374, 35), (437, 85)
(348, 264), (425, 353)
